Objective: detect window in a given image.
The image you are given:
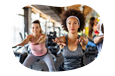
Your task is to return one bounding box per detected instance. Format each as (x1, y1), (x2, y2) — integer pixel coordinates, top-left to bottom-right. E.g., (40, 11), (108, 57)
(47, 21), (54, 34)
(11, 9), (24, 46)
(31, 13), (47, 34)
(40, 17), (46, 34)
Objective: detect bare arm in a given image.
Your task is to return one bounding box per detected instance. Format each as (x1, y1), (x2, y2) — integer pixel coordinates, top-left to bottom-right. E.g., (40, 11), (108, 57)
(16, 35), (31, 46)
(52, 36), (66, 49)
(80, 36), (88, 50)
(94, 35), (104, 44)
(38, 34), (46, 44)
(80, 36), (88, 45)
(75, 36), (88, 50)
(34, 34), (47, 44)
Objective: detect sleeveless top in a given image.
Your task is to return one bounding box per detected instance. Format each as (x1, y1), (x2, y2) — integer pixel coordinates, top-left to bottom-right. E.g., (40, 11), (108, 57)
(29, 34), (47, 56)
(61, 35), (84, 70)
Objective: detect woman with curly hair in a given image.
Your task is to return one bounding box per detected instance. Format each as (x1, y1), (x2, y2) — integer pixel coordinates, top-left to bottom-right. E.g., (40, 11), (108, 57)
(53, 9), (88, 71)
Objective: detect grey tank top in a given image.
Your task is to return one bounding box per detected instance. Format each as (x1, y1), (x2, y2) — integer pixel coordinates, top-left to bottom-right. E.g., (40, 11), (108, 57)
(62, 35), (84, 70)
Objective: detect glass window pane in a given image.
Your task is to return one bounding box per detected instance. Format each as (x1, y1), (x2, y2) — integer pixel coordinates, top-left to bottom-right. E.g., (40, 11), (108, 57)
(12, 9), (24, 46)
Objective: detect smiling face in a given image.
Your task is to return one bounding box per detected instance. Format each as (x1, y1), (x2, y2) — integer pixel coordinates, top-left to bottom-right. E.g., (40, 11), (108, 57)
(32, 23), (41, 35)
(67, 17), (80, 34)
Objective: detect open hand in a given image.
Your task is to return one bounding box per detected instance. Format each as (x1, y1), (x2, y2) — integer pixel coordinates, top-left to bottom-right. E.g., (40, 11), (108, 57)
(74, 36), (88, 46)
(52, 37), (66, 46)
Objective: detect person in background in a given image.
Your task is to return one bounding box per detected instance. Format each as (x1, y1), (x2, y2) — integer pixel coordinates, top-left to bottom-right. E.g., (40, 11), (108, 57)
(94, 19), (104, 56)
(88, 17), (98, 40)
(80, 17), (99, 62)
(15, 20), (56, 72)
(53, 9), (88, 71)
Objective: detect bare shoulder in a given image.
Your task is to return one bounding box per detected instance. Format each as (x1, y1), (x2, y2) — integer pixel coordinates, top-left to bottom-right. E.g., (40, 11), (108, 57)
(41, 34), (47, 37)
(26, 35), (32, 40)
(26, 35), (32, 41)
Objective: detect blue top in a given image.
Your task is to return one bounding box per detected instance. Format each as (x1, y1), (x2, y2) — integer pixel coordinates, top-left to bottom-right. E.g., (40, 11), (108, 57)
(61, 35), (84, 70)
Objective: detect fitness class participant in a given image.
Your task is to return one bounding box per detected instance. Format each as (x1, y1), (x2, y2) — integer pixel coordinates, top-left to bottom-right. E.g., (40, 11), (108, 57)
(15, 20), (56, 72)
(53, 9), (88, 71)
(88, 17), (98, 40)
(94, 19), (104, 56)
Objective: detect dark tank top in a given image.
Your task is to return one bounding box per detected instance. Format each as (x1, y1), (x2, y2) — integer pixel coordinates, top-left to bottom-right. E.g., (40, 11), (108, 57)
(62, 35), (84, 70)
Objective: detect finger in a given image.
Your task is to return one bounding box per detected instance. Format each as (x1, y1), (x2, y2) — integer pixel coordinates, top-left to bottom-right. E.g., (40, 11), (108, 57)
(75, 39), (79, 44)
(55, 38), (58, 41)
(79, 39), (81, 42)
(56, 39), (59, 42)
(101, 35), (104, 38)
(52, 39), (56, 42)
(61, 43), (66, 46)
(56, 39), (60, 43)
(52, 39), (59, 43)
(79, 37), (85, 42)
(55, 38), (60, 42)
(81, 39), (84, 42)
(57, 43), (61, 45)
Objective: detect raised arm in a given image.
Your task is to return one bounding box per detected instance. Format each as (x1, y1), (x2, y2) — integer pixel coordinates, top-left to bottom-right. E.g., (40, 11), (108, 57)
(38, 34), (47, 44)
(34, 34), (47, 44)
(16, 35), (31, 46)
(52, 36), (66, 49)
(75, 36), (88, 50)
(94, 35), (104, 44)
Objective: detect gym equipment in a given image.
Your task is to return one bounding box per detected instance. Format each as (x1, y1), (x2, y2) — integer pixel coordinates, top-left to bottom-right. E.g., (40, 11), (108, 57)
(12, 32), (56, 71)
(46, 31), (60, 61)
(12, 32), (43, 72)
(84, 38), (98, 65)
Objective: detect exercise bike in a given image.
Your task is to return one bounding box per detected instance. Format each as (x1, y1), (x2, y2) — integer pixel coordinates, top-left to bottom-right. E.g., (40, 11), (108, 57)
(12, 32), (45, 71)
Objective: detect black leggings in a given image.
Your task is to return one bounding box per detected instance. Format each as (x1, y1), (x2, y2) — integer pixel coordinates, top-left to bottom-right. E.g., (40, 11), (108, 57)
(58, 62), (65, 71)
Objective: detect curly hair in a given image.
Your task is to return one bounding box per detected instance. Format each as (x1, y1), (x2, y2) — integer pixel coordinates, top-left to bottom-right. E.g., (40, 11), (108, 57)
(60, 9), (85, 32)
